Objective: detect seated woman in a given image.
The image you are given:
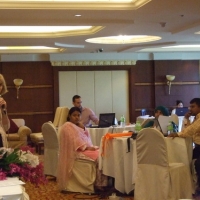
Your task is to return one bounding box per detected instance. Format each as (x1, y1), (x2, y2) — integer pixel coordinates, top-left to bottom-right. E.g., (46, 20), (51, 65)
(143, 106), (169, 130)
(171, 100), (184, 114)
(57, 107), (107, 191)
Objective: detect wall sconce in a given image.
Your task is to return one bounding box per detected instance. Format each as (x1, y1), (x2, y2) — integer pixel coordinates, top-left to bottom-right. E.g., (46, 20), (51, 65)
(13, 79), (23, 99)
(166, 75), (175, 95)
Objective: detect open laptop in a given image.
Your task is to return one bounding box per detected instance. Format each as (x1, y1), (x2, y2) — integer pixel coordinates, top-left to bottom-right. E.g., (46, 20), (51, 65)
(90, 113), (115, 128)
(175, 107), (189, 116)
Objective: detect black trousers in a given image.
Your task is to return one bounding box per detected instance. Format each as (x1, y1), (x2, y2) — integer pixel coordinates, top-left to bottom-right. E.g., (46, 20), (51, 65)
(193, 145), (200, 187)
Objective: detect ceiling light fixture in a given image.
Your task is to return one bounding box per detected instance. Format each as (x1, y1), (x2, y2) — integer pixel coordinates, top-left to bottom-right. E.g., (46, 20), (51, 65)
(0, 0), (151, 10)
(0, 26), (103, 38)
(162, 45), (200, 48)
(0, 46), (65, 53)
(86, 35), (161, 44)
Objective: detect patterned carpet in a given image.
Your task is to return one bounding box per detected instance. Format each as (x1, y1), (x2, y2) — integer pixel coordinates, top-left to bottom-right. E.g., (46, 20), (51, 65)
(24, 176), (134, 200)
(23, 153), (134, 200)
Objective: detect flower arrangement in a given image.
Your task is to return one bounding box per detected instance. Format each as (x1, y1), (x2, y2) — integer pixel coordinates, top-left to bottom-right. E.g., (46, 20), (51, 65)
(0, 146), (47, 186)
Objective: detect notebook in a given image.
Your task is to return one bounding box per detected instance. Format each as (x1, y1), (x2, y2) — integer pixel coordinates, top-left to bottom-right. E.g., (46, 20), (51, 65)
(175, 107), (189, 116)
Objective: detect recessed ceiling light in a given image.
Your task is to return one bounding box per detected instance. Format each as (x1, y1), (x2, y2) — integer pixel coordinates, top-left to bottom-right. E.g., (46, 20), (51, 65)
(86, 35), (161, 44)
(75, 14), (82, 17)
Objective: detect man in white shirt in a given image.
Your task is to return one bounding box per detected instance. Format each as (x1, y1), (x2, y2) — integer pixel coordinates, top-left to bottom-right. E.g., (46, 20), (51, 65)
(72, 95), (99, 127)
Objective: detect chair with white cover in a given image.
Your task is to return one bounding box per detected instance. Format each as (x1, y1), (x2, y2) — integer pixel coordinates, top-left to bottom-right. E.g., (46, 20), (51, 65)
(30, 106), (69, 154)
(42, 121), (59, 177)
(134, 128), (193, 200)
(57, 125), (96, 194)
(65, 159), (96, 193)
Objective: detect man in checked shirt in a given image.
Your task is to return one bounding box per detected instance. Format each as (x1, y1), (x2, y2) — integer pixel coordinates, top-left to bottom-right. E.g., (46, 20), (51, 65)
(168, 98), (200, 196)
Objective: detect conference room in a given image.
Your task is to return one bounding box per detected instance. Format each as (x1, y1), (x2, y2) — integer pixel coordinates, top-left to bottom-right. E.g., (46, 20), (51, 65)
(0, 0), (200, 199)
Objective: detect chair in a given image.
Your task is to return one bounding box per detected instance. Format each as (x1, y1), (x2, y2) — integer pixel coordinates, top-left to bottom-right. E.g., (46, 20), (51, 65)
(134, 128), (193, 200)
(30, 106), (69, 154)
(57, 125), (96, 193)
(42, 121), (59, 177)
(65, 159), (96, 193)
(7, 119), (32, 149)
(141, 109), (147, 116)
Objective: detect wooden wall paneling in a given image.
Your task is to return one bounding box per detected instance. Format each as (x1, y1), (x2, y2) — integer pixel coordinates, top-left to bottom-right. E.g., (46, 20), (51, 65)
(154, 60), (200, 109)
(1, 61), (54, 132)
(132, 61), (155, 121)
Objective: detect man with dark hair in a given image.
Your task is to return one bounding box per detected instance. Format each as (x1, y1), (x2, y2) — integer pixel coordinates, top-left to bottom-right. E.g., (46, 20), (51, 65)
(168, 98), (200, 196)
(72, 95), (99, 127)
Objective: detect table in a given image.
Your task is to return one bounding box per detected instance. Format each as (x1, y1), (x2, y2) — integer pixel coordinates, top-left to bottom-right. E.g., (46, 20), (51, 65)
(0, 178), (29, 200)
(99, 136), (192, 194)
(87, 125), (135, 146)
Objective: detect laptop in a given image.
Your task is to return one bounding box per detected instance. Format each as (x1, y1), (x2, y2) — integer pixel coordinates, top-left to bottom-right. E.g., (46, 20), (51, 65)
(98, 113), (115, 128)
(175, 107), (189, 116)
(90, 113), (115, 128)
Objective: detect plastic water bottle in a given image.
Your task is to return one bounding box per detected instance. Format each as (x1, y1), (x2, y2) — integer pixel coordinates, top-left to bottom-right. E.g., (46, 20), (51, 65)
(135, 121), (142, 133)
(167, 121), (173, 135)
(120, 115), (125, 127)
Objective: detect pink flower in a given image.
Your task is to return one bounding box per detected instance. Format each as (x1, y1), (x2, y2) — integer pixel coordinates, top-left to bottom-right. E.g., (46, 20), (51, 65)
(9, 163), (21, 174)
(0, 170), (6, 180)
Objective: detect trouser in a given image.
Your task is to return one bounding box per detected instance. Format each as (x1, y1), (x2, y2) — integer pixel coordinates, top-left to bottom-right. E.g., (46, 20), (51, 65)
(193, 145), (200, 187)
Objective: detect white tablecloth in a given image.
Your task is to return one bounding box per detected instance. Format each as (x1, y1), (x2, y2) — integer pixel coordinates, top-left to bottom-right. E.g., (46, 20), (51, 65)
(99, 136), (193, 194)
(0, 178), (29, 200)
(87, 125), (135, 146)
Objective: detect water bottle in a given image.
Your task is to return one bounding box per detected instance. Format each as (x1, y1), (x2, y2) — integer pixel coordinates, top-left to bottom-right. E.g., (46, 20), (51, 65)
(167, 121), (173, 135)
(135, 121), (142, 134)
(120, 115), (125, 127)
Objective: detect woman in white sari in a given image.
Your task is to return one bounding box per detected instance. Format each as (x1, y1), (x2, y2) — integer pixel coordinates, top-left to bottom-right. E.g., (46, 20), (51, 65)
(0, 74), (10, 147)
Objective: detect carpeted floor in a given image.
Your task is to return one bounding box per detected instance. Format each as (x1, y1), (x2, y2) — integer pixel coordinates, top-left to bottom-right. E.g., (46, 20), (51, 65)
(24, 152), (134, 200)
(24, 176), (134, 200)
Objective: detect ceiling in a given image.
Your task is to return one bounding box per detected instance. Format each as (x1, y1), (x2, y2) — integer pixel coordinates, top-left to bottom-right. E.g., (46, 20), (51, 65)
(1, 0), (200, 55)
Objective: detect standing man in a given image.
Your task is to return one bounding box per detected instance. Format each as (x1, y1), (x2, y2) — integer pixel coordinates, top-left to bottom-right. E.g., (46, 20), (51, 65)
(168, 98), (200, 196)
(72, 95), (99, 127)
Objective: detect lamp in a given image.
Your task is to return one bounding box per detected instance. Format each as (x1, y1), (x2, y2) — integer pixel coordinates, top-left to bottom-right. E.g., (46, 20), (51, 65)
(13, 79), (23, 99)
(166, 75), (175, 95)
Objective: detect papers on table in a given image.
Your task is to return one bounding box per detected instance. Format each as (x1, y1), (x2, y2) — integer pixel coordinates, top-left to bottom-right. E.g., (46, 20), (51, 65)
(0, 179), (25, 187)
(0, 178), (25, 196)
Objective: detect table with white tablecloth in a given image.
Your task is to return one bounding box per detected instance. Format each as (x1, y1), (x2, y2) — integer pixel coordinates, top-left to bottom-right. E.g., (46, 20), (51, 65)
(99, 136), (193, 194)
(0, 178), (29, 200)
(87, 125), (135, 146)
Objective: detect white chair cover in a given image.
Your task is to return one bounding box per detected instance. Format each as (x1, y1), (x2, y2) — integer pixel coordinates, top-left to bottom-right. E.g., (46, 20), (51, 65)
(66, 159), (96, 193)
(134, 128), (193, 200)
(42, 122), (59, 177)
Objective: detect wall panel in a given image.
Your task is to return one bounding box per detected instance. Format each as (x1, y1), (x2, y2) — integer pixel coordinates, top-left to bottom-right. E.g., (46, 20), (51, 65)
(77, 71), (95, 111)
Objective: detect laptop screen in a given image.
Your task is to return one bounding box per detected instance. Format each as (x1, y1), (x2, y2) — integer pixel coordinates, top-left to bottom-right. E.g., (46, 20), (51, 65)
(175, 107), (189, 116)
(98, 113), (115, 128)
